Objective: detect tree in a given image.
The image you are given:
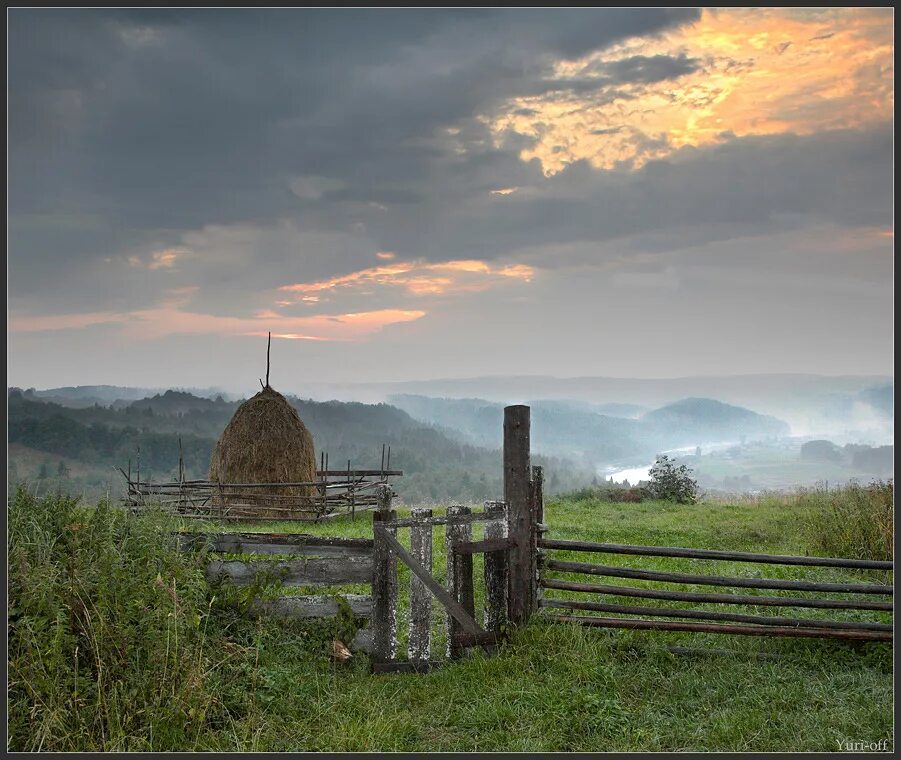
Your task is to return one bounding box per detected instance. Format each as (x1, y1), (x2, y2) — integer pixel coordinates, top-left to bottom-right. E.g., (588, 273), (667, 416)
(57, 460), (70, 478)
(647, 455), (699, 503)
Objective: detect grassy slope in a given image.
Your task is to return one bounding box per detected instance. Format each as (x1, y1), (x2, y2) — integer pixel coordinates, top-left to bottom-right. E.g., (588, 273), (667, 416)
(169, 493), (892, 752)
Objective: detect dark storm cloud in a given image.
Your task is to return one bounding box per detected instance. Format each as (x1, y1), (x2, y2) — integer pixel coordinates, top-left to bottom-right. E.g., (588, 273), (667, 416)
(7, 7), (892, 323)
(8, 8), (704, 310)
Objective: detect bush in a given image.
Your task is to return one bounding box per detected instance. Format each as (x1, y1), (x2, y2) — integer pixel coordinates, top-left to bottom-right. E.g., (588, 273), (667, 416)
(646, 455), (698, 503)
(7, 488), (217, 750)
(801, 480), (894, 562)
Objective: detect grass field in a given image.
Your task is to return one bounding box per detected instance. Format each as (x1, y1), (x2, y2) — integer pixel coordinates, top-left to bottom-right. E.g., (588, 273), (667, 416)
(7, 486), (893, 751)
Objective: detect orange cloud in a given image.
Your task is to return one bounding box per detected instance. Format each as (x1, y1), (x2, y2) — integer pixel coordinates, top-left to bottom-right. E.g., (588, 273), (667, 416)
(129, 247), (189, 269)
(376, 251), (396, 260)
(489, 8), (893, 175)
(9, 302), (425, 342)
(279, 258), (534, 300)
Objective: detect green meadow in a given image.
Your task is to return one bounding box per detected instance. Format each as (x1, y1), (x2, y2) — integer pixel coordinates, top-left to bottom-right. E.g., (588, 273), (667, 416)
(7, 483), (893, 752)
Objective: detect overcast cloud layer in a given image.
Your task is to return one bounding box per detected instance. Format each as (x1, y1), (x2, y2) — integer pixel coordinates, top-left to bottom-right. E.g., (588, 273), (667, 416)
(8, 8), (894, 394)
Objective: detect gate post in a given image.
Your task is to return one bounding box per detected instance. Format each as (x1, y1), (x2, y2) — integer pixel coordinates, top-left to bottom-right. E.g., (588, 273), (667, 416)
(483, 500), (508, 632)
(446, 504), (474, 659)
(531, 465), (544, 611)
(505, 404), (535, 625)
(408, 507), (433, 665)
(372, 485), (398, 662)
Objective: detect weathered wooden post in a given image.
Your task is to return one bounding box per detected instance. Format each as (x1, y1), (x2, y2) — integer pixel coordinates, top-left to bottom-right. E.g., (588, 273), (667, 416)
(531, 465), (544, 611)
(446, 504), (474, 659)
(483, 500), (508, 632)
(408, 507), (433, 665)
(372, 484), (398, 663)
(505, 404), (534, 625)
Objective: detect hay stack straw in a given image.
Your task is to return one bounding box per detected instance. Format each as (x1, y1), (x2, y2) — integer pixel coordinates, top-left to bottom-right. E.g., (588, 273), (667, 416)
(209, 386), (317, 518)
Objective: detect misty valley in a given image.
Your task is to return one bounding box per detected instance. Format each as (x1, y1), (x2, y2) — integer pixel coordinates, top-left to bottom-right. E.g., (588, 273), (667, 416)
(7, 376), (892, 505)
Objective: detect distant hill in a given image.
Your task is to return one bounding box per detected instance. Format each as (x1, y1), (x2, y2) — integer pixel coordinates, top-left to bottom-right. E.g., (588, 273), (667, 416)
(6, 390), (594, 505)
(10, 385), (240, 408)
(858, 383), (893, 417)
(388, 394), (790, 465)
(643, 398), (790, 445)
(129, 390), (230, 415)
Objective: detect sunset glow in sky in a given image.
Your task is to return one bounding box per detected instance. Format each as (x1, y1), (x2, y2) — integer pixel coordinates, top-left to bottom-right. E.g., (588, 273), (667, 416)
(7, 8), (893, 391)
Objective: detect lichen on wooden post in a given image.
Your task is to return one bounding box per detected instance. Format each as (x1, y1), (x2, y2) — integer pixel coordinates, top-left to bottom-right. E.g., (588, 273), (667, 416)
(483, 500), (508, 632)
(408, 507), (433, 665)
(372, 485), (398, 662)
(445, 504), (473, 659)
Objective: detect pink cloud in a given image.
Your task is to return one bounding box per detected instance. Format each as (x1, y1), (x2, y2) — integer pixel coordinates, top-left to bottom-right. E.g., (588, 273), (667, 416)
(9, 302), (426, 342)
(279, 258), (534, 301)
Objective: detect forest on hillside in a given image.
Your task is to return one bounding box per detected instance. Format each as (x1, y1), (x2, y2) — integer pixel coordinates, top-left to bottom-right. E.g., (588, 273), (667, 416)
(6, 390), (595, 505)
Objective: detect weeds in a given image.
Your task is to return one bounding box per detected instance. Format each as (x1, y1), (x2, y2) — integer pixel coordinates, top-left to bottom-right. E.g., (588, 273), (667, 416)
(801, 480), (893, 562)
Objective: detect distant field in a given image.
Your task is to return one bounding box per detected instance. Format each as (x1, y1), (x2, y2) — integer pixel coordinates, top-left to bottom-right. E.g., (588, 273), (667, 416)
(9, 485), (892, 752)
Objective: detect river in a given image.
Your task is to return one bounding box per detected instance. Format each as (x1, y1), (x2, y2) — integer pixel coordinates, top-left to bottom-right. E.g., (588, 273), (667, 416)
(600, 441), (742, 485)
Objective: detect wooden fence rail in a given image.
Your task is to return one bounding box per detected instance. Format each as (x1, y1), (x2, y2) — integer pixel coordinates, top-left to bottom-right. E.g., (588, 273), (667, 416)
(540, 578), (894, 612)
(539, 538), (894, 571)
(540, 530), (892, 642)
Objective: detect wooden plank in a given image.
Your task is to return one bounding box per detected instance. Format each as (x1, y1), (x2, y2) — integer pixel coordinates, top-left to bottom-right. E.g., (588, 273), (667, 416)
(539, 538), (894, 571)
(251, 594), (372, 619)
(547, 614), (894, 641)
(205, 556), (373, 587)
(409, 507), (433, 665)
(371, 487), (398, 662)
(540, 578), (894, 612)
(505, 404), (532, 625)
(539, 598), (893, 632)
(544, 559), (894, 595)
(177, 531), (373, 557)
(374, 524), (485, 637)
(484, 501), (508, 632)
(455, 537), (517, 555)
(384, 512), (504, 529)
(446, 505), (474, 659)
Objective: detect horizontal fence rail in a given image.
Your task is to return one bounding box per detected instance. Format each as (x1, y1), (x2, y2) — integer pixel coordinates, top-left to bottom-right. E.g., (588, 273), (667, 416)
(540, 533), (893, 643)
(540, 578), (894, 612)
(250, 594), (373, 620)
(547, 615), (894, 642)
(540, 598), (893, 632)
(121, 456), (403, 521)
(176, 531), (373, 557)
(382, 511), (506, 529)
(539, 538), (894, 571)
(206, 556), (373, 587)
(543, 559), (893, 595)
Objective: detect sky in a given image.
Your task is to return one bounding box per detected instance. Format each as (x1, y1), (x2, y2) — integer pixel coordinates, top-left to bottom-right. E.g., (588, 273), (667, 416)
(7, 8), (894, 394)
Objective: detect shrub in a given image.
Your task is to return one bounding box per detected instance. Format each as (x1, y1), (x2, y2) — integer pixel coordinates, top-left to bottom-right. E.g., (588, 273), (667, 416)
(7, 488), (216, 750)
(801, 480), (894, 562)
(646, 455), (699, 503)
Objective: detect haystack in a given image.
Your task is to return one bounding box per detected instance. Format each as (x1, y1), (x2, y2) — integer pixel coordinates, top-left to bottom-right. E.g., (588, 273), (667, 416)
(209, 386), (317, 518)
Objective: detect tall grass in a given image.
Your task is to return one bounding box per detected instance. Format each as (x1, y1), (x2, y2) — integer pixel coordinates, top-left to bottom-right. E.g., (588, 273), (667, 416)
(7, 486), (893, 751)
(800, 480), (894, 562)
(7, 488), (218, 749)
